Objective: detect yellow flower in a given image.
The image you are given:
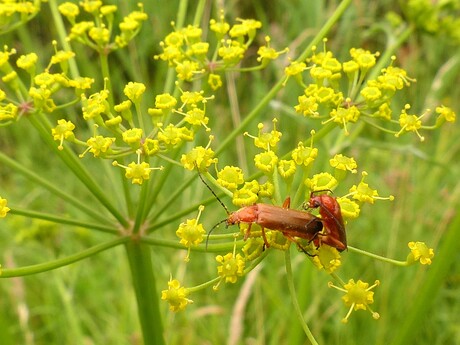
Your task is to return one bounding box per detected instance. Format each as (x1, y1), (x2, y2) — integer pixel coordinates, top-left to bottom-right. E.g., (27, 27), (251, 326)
(16, 53), (38, 72)
(52, 119), (76, 150)
(329, 154), (357, 173)
(216, 166), (244, 191)
(113, 160), (163, 184)
(125, 162), (150, 184)
(158, 124), (191, 148)
(312, 245), (341, 273)
(58, 2), (80, 22)
(207, 73), (222, 90)
(142, 139), (160, 156)
(305, 172), (338, 191)
(284, 60), (306, 77)
(89, 27), (110, 45)
(216, 252), (245, 284)
(50, 50), (76, 65)
(176, 219), (205, 247)
(232, 186), (258, 207)
(82, 90), (109, 120)
(337, 197), (360, 219)
(245, 119), (281, 150)
(155, 93), (177, 110)
(395, 104), (425, 141)
(124, 82), (146, 103)
(176, 206), (206, 262)
(254, 151), (278, 174)
(209, 14), (230, 36)
(291, 141), (318, 167)
(407, 242), (434, 265)
(278, 159), (296, 179)
(0, 197), (11, 218)
(85, 135), (115, 157)
(435, 105), (456, 123)
(180, 146), (217, 171)
(295, 95), (319, 117)
(218, 40), (246, 65)
(350, 48), (378, 71)
(329, 279), (380, 323)
(0, 103), (18, 122)
(122, 128), (143, 146)
(175, 60), (200, 81)
(161, 279), (193, 312)
(242, 238), (264, 261)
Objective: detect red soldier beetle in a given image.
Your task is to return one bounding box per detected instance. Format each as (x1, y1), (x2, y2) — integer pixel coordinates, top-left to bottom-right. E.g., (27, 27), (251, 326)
(307, 190), (347, 251)
(196, 167), (323, 252)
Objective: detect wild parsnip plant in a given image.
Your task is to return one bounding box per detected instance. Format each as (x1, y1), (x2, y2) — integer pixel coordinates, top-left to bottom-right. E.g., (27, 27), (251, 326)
(1, 1), (459, 344)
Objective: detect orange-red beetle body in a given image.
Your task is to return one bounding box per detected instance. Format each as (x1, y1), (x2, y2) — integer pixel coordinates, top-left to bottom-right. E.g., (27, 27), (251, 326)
(308, 192), (347, 251)
(227, 202), (323, 245)
(197, 168), (323, 252)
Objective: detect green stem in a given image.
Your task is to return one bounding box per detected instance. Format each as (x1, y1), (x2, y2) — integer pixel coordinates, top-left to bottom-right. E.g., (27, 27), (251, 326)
(147, 174), (196, 225)
(99, 52), (115, 106)
(347, 245), (408, 266)
(163, 0), (189, 93)
(9, 207), (119, 234)
(146, 194), (221, 233)
(140, 236), (244, 253)
(48, 0), (79, 78)
(284, 248), (319, 345)
(188, 248), (269, 292)
(372, 25), (415, 80)
(0, 151), (112, 225)
(0, 236), (129, 277)
(28, 113), (129, 227)
(132, 180), (150, 234)
(125, 241), (165, 345)
(192, 0), (206, 26)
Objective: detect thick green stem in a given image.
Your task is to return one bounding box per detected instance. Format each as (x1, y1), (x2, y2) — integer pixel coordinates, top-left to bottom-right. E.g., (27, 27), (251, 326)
(125, 241), (165, 345)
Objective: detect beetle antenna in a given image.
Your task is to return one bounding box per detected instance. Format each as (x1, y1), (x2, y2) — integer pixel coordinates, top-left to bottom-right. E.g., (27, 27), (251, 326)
(196, 164), (230, 215)
(310, 189), (333, 196)
(206, 219), (228, 249)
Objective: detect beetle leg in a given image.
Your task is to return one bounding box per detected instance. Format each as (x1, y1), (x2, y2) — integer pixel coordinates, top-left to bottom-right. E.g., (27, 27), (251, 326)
(282, 197), (291, 209)
(260, 226), (270, 248)
(284, 234), (316, 257)
(243, 223), (252, 241)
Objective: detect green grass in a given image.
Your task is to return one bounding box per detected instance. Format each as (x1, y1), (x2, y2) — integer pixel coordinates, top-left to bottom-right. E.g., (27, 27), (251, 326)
(1, 0), (459, 344)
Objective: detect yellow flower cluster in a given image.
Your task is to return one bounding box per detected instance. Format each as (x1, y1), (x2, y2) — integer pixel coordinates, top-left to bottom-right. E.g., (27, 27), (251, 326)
(288, 41), (456, 138)
(59, 1), (147, 50)
(155, 12), (287, 90)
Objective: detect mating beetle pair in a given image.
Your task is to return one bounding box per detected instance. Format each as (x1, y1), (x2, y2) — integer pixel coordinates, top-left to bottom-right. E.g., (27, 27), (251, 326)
(198, 170), (347, 253)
